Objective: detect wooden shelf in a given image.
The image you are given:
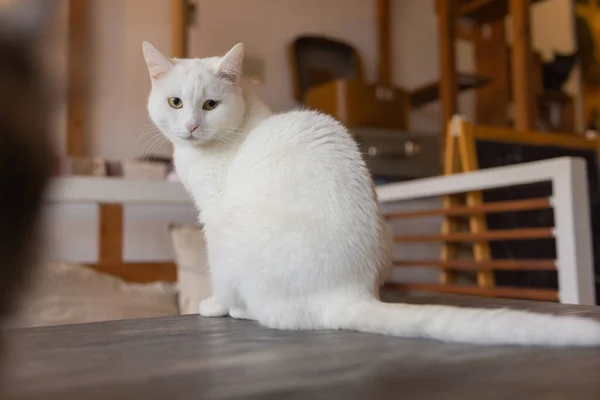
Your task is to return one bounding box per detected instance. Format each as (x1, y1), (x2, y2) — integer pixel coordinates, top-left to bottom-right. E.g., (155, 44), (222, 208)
(410, 74), (490, 108)
(454, 0), (548, 24)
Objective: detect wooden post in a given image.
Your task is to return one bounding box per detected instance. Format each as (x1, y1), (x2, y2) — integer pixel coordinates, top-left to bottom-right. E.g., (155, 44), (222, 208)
(509, 0), (535, 131)
(455, 120), (494, 288)
(171, 0), (189, 58)
(68, 0), (125, 272)
(475, 20), (510, 126)
(438, 0), (458, 131)
(66, 0), (86, 157)
(440, 120), (460, 285)
(377, 0), (391, 85)
(98, 204), (123, 265)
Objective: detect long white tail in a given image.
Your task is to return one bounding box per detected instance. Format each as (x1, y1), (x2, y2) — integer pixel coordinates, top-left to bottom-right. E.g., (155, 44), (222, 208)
(331, 301), (600, 346)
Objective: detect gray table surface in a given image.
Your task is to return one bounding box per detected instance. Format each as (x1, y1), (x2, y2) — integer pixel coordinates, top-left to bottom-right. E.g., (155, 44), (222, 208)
(2, 293), (600, 400)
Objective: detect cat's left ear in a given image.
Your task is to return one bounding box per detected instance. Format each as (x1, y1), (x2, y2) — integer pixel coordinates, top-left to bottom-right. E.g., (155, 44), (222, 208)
(217, 43), (244, 84)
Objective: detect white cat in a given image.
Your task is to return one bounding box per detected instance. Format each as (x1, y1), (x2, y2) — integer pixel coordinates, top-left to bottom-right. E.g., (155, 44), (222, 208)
(143, 41), (600, 346)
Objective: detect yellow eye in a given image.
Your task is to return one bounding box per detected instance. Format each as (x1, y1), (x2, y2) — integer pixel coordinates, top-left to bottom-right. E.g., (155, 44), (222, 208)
(168, 97), (183, 109)
(202, 99), (219, 110)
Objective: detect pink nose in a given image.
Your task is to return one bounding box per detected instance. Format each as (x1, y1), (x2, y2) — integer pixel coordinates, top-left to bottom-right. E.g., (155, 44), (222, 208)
(186, 124), (199, 133)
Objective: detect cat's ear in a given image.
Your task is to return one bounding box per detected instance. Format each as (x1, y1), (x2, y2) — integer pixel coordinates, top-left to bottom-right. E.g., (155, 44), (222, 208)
(142, 41), (173, 80)
(217, 43), (244, 84)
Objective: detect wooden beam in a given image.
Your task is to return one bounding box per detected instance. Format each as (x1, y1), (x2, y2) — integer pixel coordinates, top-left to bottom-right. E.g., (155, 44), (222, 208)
(376, 0), (391, 85)
(456, 119), (494, 288)
(475, 20), (510, 126)
(440, 121), (460, 285)
(171, 0), (189, 58)
(438, 0), (458, 129)
(66, 0), (86, 157)
(89, 262), (177, 283)
(98, 204), (123, 264)
(455, 20), (480, 42)
(455, 0), (547, 24)
(509, 0), (535, 131)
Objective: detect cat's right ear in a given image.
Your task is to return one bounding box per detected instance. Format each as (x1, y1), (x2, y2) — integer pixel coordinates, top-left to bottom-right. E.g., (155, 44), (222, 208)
(142, 42), (172, 80)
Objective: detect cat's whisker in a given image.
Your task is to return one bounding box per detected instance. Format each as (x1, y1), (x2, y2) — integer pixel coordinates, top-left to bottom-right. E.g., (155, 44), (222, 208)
(141, 134), (166, 157)
(137, 131), (161, 145)
(139, 131), (161, 147)
(146, 136), (169, 156)
(136, 125), (162, 142)
(148, 137), (168, 155)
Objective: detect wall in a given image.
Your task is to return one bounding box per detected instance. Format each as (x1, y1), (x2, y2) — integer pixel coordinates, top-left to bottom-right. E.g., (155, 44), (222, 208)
(84, 0), (172, 159)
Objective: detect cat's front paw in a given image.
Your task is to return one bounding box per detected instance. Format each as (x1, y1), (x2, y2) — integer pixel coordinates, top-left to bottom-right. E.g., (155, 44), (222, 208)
(229, 307), (251, 320)
(198, 297), (229, 317)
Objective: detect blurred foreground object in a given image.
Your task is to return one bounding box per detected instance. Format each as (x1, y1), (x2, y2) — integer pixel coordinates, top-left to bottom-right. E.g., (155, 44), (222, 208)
(0, 0), (56, 363)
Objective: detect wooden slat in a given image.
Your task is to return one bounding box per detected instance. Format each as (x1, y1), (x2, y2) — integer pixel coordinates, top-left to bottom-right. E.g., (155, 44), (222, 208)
(66, 0), (86, 157)
(457, 117), (494, 288)
(509, 0), (535, 131)
(385, 197), (550, 220)
(376, 0), (391, 85)
(98, 204), (123, 264)
(386, 282), (558, 302)
(395, 227), (553, 243)
(440, 120), (460, 285)
(438, 0), (458, 129)
(89, 262), (177, 283)
(474, 19), (510, 126)
(393, 259), (556, 270)
(171, 0), (188, 58)
(458, 0), (499, 20)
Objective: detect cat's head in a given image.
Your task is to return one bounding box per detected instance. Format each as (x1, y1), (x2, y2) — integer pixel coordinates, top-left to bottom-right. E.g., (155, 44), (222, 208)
(143, 42), (246, 147)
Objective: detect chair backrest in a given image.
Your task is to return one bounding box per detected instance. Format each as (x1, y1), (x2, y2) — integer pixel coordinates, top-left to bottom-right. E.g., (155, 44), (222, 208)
(288, 35), (364, 102)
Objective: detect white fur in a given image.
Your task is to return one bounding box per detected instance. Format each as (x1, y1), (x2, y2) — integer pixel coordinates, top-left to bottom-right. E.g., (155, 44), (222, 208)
(143, 42), (600, 346)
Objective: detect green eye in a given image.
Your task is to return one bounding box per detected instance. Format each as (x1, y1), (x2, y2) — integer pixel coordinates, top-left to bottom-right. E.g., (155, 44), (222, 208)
(168, 97), (183, 109)
(202, 99), (218, 110)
